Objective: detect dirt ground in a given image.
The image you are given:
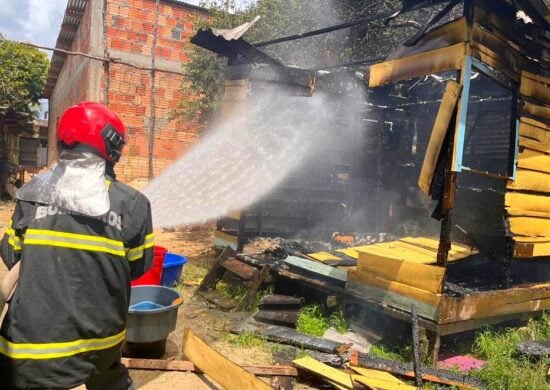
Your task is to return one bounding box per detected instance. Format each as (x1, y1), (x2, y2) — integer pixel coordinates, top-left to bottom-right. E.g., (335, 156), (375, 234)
(0, 201), (281, 389)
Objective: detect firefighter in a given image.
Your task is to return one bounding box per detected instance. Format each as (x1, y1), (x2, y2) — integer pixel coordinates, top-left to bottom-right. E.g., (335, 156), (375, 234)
(0, 101), (153, 389)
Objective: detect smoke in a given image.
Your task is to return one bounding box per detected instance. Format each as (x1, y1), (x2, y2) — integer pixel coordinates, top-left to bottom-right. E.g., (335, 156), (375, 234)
(144, 80), (365, 228)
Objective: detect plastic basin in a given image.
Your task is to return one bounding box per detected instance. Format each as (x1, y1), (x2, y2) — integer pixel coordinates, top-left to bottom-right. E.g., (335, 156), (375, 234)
(126, 285), (182, 344)
(161, 252), (188, 287)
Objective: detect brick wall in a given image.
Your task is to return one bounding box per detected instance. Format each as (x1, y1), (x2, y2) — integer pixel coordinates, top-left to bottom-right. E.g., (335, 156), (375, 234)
(49, 0), (207, 182)
(105, 0), (205, 182)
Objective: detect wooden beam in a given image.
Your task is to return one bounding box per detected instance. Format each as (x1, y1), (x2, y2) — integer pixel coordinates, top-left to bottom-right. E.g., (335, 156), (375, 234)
(509, 216), (550, 237)
(352, 374), (416, 390)
(470, 45), (519, 81)
(505, 192), (550, 214)
(121, 357), (298, 376)
(182, 328), (271, 390)
(418, 80), (461, 195)
(357, 253), (445, 293)
(369, 43), (466, 87)
(519, 120), (550, 144)
(438, 282), (550, 324)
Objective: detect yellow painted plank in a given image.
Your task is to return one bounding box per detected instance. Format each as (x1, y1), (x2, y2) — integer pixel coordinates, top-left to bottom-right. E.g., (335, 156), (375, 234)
(308, 251), (343, 262)
(521, 71), (550, 104)
(369, 43), (466, 87)
(419, 80), (462, 195)
(519, 120), (550, 144)
(505, 192), (550, 214)
(182, 328), (271, 390)
(507, 208), (550, 218)
(348, 271), (442, 306)
(519, 136), (550, 153)
(522, 116), (550, 131)
(398, 236), (477, 259)
(514, 241), (550, 258)
(350, 244), (436, 263)
(293, 356), (353, 389)
(523, 100), (550, 122)
(357, 252), (445, 293)
(507, 169), (550, 193)
(509, 217), (550, 237)
(350, 367), (406, 384)
(513, 235), (550, 243)
(517, 148), (550, 174)
(352, 374), (417, 390)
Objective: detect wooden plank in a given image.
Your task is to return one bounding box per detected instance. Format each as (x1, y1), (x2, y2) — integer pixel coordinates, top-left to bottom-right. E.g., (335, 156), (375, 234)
(253, 310), (299, 327)
(509, 216), (550, 237)
(521, 71), (550, 104)
(519, 136), (550, 153)
(398, 237), (477, 259)
(389, 17), (469, 59)
(234, 264), (271, 311)
(514, 241), (550, 258)
(505, 192), (550, 214)
(120, 358), (298, 377)
(214, 230), (239, 250)
(350, 366), (407, 384)
(369, 43), (466, 87)
(283, 256), (347, 283)
(522, 116), (550, 131)
(221, 258), (258, 280)
(348, 271), (442, 306)
(352, 374), (416, 390)
(507, 168), (550, 193)
(471, 45), (519, 81)
(308, 251), (344, 262)
(345, 280), (440, 321)
(196, 247), (233, 293)
(471, 23), (522, 69)
(357, 252), (445, 293)
(292, 356), (353, 389)
(438, 283), (550, 324)
(517, 148), (550, 174)
(182, 328), (271, 390)
(507, 207), (550, 218)
(519, 120), (550, 144)
(523, 100), (550, 122)
(418, 80), (462, 195)
(198, 290), (239, 310)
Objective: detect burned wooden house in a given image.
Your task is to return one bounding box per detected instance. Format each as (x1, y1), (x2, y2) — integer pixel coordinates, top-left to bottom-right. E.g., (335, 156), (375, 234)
(192, 0), (550, 356)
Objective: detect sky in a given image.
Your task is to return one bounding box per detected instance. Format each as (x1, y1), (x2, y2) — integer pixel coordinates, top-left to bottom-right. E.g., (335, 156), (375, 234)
(0, 0), (253, 49)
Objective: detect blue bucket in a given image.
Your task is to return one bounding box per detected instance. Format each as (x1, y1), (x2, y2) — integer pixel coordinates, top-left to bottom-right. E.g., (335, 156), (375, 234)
(160, 253), (187, 287)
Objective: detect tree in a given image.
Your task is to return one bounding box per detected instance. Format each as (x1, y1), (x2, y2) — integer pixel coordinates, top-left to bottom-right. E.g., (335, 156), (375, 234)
(0, 34), (49, 117)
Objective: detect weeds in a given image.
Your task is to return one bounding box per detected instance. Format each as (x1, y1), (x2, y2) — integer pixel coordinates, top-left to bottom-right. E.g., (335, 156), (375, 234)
(369, 344), (408, 362)
(296, 305), (329, 337)
(471, 312), (550, 390)
(228, 332), (265, 348)
(217, 279), (247, 300)
(329, 310), (349, 334)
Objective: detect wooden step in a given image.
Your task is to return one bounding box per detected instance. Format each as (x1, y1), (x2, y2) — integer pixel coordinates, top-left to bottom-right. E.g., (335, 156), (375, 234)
(220, 258), (258, 281)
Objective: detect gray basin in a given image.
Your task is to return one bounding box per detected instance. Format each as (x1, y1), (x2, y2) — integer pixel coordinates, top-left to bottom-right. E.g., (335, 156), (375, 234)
(126, 285), (182, 343)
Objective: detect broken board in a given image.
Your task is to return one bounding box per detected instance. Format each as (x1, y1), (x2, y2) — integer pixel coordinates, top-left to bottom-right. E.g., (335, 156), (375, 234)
(293, 355), (353, 389)
(182, 328), (271, 390)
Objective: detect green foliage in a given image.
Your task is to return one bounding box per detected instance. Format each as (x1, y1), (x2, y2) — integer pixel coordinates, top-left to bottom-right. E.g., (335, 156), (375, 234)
(369, 343), (409, 362)
(329, 310), (349, 334)
(228, 331), (265, 348)
(0, 34), (49, 115)
(296, 305), (329, 337)
(471, 313), (550, 390)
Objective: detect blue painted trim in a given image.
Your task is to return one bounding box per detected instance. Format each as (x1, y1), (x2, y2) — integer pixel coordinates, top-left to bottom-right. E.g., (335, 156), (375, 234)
(511, 119), (520, 181)
(453, 55), (472, 172)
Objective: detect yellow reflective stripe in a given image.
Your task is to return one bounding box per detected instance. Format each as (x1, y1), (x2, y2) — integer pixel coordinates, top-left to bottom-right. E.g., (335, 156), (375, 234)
(24, 229), (126, 257)
(0, 330), (126, 360)
(5, 219), (23, 251)
(127, 233), (154, 262)
(106, 180), (112, 190)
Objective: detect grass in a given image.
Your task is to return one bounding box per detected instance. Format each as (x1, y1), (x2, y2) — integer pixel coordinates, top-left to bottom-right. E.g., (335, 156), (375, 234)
(368, 343), (409, 362)
(471, 313), (550, 390)
(228, 332), (265, 348)
(217, 278), (248, 300)
(296, 305), (350, 337)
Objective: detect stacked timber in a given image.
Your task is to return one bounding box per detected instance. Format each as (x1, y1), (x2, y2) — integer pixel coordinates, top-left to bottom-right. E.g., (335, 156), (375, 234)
(506, 71), (550, 258)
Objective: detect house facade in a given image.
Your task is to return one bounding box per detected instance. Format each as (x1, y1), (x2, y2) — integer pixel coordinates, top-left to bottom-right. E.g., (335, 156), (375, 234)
(44, 0), (208, 182)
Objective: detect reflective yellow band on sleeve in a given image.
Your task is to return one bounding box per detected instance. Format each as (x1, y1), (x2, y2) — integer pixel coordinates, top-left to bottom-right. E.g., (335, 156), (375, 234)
(126, 232), (155, 262)
(5, 219), (23, 251)
(24, 229), (126, 257)
(0, 330), (126, 360)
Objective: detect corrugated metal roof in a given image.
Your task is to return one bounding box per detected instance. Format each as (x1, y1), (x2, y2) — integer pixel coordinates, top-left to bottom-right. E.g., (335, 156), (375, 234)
(43, 0), (208, 98)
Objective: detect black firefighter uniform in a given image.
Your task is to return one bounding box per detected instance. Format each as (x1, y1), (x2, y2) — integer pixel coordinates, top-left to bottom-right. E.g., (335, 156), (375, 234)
(0, 179), (153, 389)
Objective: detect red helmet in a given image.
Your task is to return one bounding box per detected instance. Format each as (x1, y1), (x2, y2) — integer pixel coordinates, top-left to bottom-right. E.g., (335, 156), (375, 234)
(57, 101), (128, 163)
